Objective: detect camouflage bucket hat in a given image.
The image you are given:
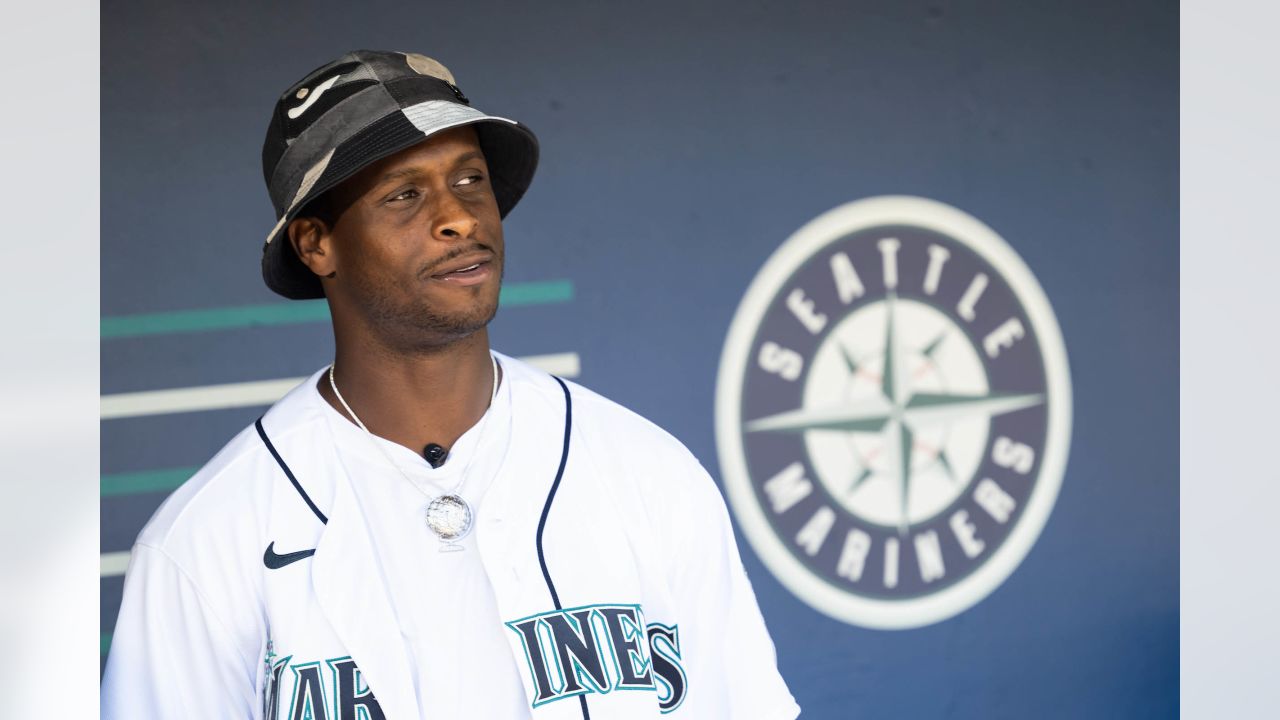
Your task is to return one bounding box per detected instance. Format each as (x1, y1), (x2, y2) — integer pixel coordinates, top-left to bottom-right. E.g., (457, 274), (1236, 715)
(260, 49), (539, 299)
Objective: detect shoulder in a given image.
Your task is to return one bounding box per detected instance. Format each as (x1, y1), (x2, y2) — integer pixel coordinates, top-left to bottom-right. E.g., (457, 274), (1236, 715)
(500, 352), (703, 471)
(570, 380), (702, 468)
(499, 353), (726, 525)
(135, 367), (333, 558)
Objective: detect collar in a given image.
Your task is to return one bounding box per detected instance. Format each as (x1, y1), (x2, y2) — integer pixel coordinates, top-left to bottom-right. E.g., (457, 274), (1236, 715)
(309, 352), (515, 488)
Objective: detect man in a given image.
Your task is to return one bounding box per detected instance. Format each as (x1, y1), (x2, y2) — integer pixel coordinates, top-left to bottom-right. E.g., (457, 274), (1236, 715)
(102, 49), (799, 719)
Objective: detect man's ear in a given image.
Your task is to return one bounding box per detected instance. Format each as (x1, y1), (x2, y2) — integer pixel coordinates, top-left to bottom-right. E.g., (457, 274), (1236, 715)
(287, 216), (338, 280)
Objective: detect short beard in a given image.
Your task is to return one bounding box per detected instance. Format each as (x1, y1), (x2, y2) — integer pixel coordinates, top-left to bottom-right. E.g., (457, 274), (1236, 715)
(354, 260), (503, 356)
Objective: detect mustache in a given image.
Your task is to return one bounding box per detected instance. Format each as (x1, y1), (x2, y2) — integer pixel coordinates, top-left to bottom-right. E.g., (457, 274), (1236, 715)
(418, 242), (497, 277)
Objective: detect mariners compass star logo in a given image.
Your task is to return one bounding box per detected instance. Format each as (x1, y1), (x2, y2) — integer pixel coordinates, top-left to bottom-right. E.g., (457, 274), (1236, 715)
(715, 197), (1072, 629)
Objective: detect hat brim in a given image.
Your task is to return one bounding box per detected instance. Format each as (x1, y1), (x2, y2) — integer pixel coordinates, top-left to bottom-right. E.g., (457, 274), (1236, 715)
(261, 105), (538, 300)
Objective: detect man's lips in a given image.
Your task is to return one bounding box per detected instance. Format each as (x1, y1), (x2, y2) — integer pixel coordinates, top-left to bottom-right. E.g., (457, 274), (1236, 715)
(428, 252), (496, 285)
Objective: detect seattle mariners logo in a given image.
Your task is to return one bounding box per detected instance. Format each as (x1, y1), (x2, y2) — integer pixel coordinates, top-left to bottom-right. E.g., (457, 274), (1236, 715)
(715, 196), (1072, 629)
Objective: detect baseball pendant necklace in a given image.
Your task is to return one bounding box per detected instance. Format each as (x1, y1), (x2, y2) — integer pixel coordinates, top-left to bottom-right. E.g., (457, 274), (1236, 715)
(328, 354), (500, 553)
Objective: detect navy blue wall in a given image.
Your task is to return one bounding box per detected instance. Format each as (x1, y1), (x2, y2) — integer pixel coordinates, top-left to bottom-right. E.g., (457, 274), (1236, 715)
(102, 1), (1177, 716)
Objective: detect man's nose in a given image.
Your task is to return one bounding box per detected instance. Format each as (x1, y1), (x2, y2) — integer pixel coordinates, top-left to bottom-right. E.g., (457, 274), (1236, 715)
(431, 191), (479, 241)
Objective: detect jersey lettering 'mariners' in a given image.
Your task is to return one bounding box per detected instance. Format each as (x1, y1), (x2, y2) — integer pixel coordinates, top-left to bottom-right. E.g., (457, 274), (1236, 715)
(505, 604), (688, 711)
(264, 655), (386, 720)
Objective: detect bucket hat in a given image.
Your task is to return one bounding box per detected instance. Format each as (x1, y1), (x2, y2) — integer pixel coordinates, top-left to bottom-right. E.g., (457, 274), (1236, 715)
(260, 50), (539, 299)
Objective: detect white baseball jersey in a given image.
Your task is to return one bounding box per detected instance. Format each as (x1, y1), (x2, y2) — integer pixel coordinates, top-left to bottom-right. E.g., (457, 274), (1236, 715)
(102, 352), (800, 719)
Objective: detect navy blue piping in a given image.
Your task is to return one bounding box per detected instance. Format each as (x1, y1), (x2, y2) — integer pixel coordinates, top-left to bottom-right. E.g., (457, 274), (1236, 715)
(255, 417), (328, 525)
(535, 378), (573, 608)
(535, 377), (589, 719)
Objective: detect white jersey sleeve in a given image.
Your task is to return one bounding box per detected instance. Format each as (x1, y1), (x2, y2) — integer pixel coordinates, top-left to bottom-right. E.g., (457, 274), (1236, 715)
(667, 463), (801, 719)
(101, 543), (259, 719)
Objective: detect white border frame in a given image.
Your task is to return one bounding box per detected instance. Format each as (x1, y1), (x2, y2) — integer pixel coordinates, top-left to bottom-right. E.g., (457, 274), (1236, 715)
(1183, 1), (1280, 713)
(2, 0), (100, 712)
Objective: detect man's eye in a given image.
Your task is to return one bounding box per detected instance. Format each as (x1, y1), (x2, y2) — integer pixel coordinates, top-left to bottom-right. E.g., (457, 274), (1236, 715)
(456, 174), (485, 187)
(389, 188), (419, 202)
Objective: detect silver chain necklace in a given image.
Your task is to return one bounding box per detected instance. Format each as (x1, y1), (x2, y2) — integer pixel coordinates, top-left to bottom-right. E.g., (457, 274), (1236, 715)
(328, 354), (499, 552)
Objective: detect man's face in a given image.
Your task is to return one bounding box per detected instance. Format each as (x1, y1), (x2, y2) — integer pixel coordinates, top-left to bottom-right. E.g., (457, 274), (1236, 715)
(306, 125), (504, 350)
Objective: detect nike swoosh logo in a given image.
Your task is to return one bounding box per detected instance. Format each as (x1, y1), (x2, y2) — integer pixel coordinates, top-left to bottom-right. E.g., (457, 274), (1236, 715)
(263, 542), (316, 569)
(287, 74), (342, 120)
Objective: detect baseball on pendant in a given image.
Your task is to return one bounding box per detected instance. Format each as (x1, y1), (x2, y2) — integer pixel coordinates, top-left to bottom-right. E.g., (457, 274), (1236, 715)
(425, 495), (473, 540)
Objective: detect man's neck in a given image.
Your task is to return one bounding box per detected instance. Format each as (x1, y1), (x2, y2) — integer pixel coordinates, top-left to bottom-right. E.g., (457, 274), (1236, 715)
(318, 328), (498, 457)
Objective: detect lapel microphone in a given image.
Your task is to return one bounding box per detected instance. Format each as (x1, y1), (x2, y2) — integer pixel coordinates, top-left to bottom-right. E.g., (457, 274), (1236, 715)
(423, 443), (448, 468)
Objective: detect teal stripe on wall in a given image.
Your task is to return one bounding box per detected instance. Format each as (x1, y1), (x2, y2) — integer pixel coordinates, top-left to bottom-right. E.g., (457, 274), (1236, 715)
(101, 279), (575, 339)
(102, 468), (199, 497)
